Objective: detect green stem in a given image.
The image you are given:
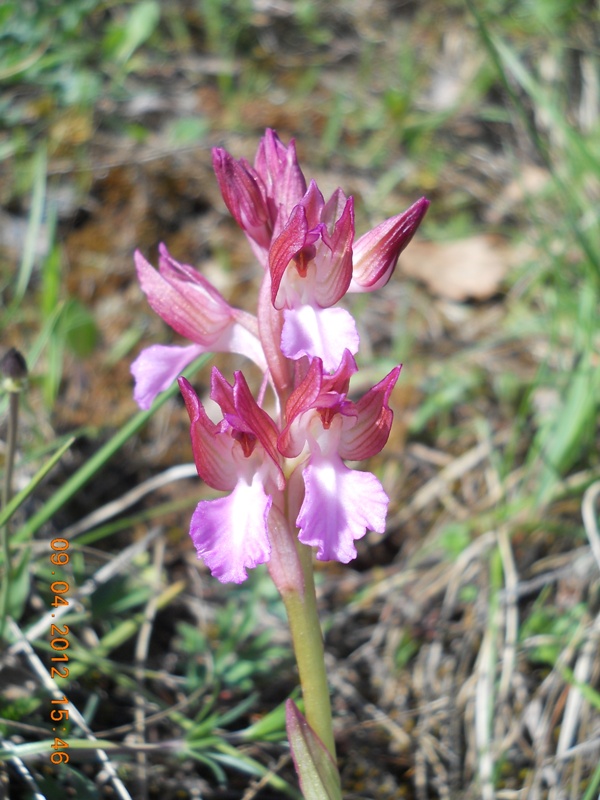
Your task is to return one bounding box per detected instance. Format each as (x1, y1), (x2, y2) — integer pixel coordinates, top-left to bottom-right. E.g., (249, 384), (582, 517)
(2, 392), (18, 509)
(282, 542), (337, 762)
(0, 391), (19, 640)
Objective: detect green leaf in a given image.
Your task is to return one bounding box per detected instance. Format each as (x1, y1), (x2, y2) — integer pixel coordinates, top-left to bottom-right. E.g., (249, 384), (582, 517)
(285, 700), (342, 800)
(13, 144), (47, 303)
(239, 695), (300, 742)
(558, 665), (600, 711)
(582, 761), (600, 800)
(36, 765), (101, 800)
(60, 298), (98, 357)
(166, 117), (209, 146)
(534, 351), (600, 504)
(40, 238), (61, 320)
(108, 0), (161, 65)
(6, 545), (31, 620)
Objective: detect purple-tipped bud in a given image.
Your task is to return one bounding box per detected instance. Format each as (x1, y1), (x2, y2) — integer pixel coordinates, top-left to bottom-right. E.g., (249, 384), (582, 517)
(254, 129), (307, 234)
(211, 131), (308, 260)
(349, 196), (429, 292)
(212, 148), (272, 249)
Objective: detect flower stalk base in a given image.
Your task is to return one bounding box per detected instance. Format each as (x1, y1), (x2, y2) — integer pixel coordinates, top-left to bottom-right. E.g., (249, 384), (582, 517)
(282, 541), (337, 766)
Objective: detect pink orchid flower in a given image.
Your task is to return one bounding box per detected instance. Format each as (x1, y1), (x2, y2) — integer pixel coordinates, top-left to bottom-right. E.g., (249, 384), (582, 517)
(268, 181), (358, 371)
(131, 245), (266, 409)
(268, 192), (429, 371)
(279, 352), (401, 563)
(178, 371), (285, 584)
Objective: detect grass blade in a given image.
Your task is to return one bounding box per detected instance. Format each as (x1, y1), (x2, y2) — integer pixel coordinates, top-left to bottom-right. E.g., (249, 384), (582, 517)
(13, 145), (47, 303)
(0, 437), (75, 530)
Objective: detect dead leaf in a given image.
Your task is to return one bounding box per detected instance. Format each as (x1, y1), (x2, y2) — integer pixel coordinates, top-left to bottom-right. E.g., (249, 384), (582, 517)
(399, 235), (520, 301)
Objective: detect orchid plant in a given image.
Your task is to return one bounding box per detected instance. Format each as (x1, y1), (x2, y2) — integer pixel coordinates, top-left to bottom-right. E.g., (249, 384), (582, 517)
(132, 130), (428, 797)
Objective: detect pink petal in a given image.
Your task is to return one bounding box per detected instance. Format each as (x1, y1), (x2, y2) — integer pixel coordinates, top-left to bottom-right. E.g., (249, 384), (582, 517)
(131, 343), (204, 410)
(130, 323), (267, 411)
(232, 372), (285, 488)
(281, 306), (359, 372)
(298, 180), (325, 228)
(278, 358), (323, 458)
(255, 130), (307, 234)
(193, 369), (285, 490)
(321, 187), (349, 230)
(269, 184), (353, 310)
(137, 246), (267, 378)
(257, 272), (293, 397)
(297, 455), (389, 563)
(255, 128), (289, 183)
(320, 349), (358, 396)
(269, 204), (309, 306)
(339, 365), (401, 460)
(223, 320), (269, 374)
(285, 357), (323, 427)
(278, 353), (358, 459)
(135, 249), (233, 344)
(178, 376), (238, 491)
(349, 197), (429, 292)
(190, 475), (272, 583)
(209, 367), (237, 418)
(314, 194), (354, 307)
(277, 140), (308, 228)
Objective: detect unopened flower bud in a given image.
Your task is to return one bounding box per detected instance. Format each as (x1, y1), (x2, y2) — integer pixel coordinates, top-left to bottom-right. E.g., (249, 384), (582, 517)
(1, 348), (28, 393)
